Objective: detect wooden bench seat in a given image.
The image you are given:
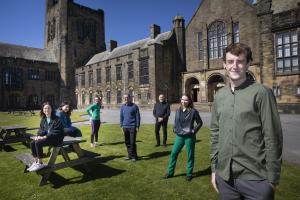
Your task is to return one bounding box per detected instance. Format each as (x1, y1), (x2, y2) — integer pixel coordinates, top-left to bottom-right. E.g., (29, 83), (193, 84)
(16, 136), (100, 186)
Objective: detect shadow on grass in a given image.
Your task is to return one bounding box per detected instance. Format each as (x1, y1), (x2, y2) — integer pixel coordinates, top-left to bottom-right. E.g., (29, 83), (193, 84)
(173, 166), (211, 178)
(102, 141), (124, 145)
(102, 140), (142, 146)
(48, 156), (126, 188)
(193, 166), (211, 177)
(141, 151), (171, 160)
(2, 145), (17, 152)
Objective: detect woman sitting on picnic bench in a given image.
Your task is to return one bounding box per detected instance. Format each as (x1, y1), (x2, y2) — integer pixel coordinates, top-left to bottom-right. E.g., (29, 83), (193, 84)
(56, 102), (82, 137)
(27, 102), (64, 172)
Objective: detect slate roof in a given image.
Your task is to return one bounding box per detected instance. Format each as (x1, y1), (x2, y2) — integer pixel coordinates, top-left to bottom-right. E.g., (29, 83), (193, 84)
(0, 42), (57, 63)
(85, 31), (172, 66)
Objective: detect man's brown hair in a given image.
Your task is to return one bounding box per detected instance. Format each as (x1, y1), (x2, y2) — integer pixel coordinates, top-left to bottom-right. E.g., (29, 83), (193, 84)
(223, 43), (253, 64)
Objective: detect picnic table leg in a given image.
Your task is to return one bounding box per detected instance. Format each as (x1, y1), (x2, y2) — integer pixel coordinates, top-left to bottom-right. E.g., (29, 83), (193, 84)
(72, 144), (90, 172)
(39, 146), (61, 186)
(60, 148), (71, 162)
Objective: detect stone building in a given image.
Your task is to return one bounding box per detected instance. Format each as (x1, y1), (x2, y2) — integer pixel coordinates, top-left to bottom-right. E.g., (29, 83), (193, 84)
(0, 0), (105, 110)
(75, 17), (186, 108)
(183, 0), (300, 113)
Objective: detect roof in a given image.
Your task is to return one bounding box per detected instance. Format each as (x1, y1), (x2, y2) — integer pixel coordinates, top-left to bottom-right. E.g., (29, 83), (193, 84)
(85, 31), (172, 66)
(0, 42), (57, 63)
(271, 0), (300, 14)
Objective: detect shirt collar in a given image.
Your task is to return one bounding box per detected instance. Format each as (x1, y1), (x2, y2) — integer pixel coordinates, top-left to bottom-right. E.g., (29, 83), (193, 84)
(229, 79), (253, 92)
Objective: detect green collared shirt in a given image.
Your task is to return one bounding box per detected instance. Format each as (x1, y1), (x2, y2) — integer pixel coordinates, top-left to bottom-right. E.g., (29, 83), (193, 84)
(210, 80), (283, 185)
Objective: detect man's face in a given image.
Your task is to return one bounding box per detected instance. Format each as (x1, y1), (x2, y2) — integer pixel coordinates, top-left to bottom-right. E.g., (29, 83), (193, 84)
(124, 95), (131, 104)
(223, 52), (249, 82)
(159, 95), (165, 102)
(94, 97), (100, 104)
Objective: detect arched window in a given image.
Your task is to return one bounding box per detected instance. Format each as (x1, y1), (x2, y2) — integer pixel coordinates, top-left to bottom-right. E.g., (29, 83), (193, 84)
(208, 21), (227, 59)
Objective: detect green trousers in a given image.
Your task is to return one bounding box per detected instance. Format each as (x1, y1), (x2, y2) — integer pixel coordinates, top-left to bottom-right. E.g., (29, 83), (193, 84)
(167, 134), (196, 177)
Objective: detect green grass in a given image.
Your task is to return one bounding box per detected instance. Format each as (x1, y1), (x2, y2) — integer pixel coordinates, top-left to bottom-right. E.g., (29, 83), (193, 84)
(0, 111), (86, 128)
(0, 114), (299, 199)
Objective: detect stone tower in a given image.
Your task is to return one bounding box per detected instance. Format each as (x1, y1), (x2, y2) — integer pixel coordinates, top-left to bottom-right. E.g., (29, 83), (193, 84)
(45, 0), (106, 105)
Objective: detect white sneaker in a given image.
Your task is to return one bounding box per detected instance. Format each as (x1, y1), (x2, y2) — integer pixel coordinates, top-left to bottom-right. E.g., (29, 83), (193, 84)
(94, 142), (98, 146)
(90, 143), (95, 148)
(27, 162), (37, 171)
(28, 163), (45, 172)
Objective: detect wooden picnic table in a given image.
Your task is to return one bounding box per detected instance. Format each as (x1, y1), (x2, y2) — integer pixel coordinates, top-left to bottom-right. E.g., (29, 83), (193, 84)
(0, 125), (29, 150)
(16, 136), (100, 186)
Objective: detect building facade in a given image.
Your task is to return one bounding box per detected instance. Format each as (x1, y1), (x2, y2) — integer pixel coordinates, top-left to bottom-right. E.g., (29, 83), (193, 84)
(0, 0), (105, 110)
(183, 0), (300, 113)
(76, 17), (186, 108)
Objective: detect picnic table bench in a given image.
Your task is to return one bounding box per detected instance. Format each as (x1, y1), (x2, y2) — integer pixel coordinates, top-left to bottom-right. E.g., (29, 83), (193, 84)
(16, 136), (100, 186)
(0, 125), (31, 151)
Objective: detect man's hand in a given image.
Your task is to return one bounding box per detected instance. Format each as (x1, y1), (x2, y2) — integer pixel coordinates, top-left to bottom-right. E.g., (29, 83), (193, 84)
(211, 172), (219, 193)
(158, 117), (163, 122)
(269, 183), (276, 191)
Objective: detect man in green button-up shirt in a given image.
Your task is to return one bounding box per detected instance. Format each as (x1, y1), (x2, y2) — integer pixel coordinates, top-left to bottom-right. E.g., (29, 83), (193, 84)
(210, 43), (283, 200)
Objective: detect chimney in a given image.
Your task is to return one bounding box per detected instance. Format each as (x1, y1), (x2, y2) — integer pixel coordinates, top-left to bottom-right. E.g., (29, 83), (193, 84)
(109, 40), (117, 51)
(150, 24), (161, 39)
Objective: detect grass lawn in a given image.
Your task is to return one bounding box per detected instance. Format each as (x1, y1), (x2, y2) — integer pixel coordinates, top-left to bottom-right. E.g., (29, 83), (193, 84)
(0, 113), (299, 199)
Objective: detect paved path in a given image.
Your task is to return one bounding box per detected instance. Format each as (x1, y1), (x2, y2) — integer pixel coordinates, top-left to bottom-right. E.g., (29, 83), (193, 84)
(75, 109), (300, 167)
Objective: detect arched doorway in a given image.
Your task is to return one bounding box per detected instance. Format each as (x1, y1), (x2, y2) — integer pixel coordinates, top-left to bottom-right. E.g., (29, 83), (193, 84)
(207, 74), (225, 102)
(185, 77), (200, 102)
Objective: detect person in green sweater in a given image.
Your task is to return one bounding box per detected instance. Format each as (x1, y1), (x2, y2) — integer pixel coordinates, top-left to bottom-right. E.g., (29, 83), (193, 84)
(210, 43), (282, 200)
(86, 96), (102, 147)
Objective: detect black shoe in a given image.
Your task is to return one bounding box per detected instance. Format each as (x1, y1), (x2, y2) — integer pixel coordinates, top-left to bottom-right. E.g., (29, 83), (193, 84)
(186, 176), (193, 182)
(163, 174), (173, 179)
(163, 144), (167, 147)
(155, 144), (160, 147)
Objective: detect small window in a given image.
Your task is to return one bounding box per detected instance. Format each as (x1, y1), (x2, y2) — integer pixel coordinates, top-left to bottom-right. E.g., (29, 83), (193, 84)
(117, 90), (122, 104)
(233, 22), (239, 43)
(275, 31), (298, 73)
(116, 64), (122, 81)
(147, 93), (151, 100)
(88, 71), (93, 87)
(106, 91), (111, 104)
(96, 69), (101, 84)
(128, 62), (134, 80)
(272, 85), (281, 97)
(198, 32), (203, 60)
(106, 67), (111, 83)
(296, 85), (300, 96)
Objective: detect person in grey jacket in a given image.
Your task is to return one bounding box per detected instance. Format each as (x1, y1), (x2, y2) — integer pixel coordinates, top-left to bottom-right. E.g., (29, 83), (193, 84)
(164, 94), (203, 181)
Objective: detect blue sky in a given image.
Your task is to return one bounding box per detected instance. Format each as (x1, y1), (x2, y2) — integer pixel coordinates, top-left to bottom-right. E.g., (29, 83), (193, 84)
(0, 0), (201, 49)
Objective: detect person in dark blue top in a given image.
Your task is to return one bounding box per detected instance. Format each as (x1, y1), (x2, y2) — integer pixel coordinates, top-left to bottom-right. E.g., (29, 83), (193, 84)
(120, 94), (140, 161)
(164, 94), (203, 181)
(28, 102), (64, 172)
(56, 102), (82, 137)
